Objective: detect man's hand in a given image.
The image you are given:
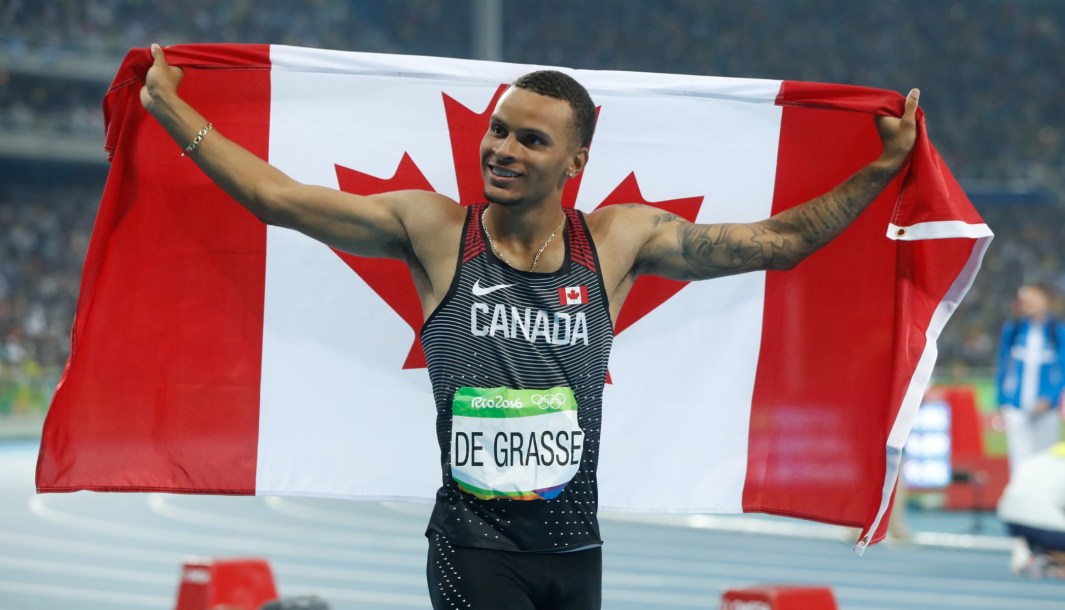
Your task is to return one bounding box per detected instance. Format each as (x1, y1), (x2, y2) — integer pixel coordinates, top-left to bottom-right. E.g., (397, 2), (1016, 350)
(1034, 397), (1051, 416)
(875, 88), (920, 172)
(139, 44), (185, 114)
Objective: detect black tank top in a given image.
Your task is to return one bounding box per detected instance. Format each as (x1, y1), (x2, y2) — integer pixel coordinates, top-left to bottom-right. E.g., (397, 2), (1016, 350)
(422, 204), (614, 552)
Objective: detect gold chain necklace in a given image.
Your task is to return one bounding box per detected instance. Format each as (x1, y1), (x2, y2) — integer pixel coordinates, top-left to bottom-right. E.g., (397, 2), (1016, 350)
(481, 208), (566, 272)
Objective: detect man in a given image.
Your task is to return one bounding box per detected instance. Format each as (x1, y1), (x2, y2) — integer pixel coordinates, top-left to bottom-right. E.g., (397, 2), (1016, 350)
(997, 442), (1065, 578)
(995, 283), (1065, 472)
(140, 43), (919, 610)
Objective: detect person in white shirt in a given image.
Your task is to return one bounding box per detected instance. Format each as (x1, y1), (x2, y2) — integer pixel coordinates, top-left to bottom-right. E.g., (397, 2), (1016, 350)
(997, 442), (1065, 577)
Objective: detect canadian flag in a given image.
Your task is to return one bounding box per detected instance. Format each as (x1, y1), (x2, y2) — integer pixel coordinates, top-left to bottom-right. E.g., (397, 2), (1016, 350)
(37, 44), (991, 548)
(559, 286), (589, 305)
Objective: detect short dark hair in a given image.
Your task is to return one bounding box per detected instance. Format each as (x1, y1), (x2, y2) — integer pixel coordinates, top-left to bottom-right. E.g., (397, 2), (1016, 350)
(512, 70), (596, 148)
(1022, 281), (1055, 298)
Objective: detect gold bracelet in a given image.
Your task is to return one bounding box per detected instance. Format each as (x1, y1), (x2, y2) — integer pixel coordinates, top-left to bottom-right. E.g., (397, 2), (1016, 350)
(181, 123), (213, 156)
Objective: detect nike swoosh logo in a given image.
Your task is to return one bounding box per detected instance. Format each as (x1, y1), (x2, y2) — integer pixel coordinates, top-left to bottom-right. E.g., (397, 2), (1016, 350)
(472, 279), (514, 297)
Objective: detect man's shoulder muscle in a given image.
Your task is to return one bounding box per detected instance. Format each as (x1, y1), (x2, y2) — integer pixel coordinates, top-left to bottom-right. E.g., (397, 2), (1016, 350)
(392, 190), (467, 230)
(392, 191), (468, 296)
(586, 203), (680, 258)
(583, 204), (676, 310)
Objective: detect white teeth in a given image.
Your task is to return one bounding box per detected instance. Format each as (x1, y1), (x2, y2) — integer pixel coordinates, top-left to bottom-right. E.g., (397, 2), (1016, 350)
(491, 166), (520, 178)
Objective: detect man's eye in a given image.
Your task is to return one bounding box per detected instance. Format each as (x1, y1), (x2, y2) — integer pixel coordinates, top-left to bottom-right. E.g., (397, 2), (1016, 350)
(490, 124), (505, 136)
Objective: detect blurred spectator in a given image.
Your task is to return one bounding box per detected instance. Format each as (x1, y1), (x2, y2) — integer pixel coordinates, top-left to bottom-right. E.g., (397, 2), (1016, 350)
(997, 442), (1065, 578)
(994, 283), (1065, 471)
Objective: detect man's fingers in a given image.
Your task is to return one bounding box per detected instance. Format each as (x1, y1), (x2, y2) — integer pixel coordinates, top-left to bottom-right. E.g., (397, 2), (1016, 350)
(150, 43), (167, 67)
(147, 43), (184, 85)
(904, 88), (920, 119)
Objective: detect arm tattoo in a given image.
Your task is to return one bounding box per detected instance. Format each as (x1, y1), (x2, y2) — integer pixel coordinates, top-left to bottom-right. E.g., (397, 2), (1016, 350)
(777, 164), (895, 252)
(651, 212), (685, 227)
(676, 222), (790, 278)
(673, 163), (896, 278)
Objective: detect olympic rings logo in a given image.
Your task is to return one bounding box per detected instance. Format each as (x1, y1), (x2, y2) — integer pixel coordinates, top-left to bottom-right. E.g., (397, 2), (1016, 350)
(530, 393), (568, 410)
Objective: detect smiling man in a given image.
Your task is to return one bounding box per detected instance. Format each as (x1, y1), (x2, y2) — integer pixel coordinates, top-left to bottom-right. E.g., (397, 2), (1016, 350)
(140, 43), (919, 610)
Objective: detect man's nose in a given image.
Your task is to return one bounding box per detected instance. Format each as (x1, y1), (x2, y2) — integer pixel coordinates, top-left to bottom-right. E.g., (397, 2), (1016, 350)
(493, 135), (517, 161)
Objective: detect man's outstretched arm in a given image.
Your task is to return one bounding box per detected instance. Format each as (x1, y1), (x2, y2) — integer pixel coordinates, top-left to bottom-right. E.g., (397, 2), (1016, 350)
(630, 88), (921, 281)
(139, 43), (448, 261)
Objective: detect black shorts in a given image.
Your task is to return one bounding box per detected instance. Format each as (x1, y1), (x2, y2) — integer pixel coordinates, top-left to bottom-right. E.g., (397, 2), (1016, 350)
(426, 532), (602, 610)
(1007, 522), (1065, 553)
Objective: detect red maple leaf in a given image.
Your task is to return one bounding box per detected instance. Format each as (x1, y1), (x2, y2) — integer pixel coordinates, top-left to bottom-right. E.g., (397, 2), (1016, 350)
(334, 86), (703, 369)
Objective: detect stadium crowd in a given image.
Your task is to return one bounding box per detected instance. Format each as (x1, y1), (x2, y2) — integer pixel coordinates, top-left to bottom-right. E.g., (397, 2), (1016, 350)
(0, 182), (98, 416)
(1, 0), (1063, 414)
(4, 0), (1063, 185)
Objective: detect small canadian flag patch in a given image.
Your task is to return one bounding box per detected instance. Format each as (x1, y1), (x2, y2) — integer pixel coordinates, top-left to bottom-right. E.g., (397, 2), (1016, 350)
(559, 285), (589, 305)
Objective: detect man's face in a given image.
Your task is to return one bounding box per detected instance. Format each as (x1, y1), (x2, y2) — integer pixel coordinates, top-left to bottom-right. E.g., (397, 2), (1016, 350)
(480, 87), (585, 207)
(1018, 286), (1049, 319)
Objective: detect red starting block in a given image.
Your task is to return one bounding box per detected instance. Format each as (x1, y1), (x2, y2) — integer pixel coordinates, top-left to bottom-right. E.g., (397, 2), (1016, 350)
(720, 585), (838, 610)
(174, 557), (280, 610)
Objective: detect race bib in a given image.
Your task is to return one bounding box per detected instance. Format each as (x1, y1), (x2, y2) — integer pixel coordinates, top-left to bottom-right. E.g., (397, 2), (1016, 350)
(450, 386), (583, 500)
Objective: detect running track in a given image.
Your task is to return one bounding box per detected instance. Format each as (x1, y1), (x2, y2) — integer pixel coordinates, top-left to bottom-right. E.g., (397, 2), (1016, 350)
(2, 440), (1062, 609)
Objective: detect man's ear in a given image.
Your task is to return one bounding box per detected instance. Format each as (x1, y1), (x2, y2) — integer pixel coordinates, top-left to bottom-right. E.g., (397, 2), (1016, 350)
(568, 147), (589, 177)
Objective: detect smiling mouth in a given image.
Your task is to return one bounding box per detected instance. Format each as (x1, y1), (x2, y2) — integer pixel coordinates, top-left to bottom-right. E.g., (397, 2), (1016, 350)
(489, 165), (521, 178)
